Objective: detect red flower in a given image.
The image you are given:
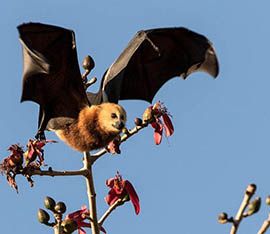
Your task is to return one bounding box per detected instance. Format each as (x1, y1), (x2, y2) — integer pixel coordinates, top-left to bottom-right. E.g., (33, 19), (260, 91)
(1, 144), (24, 170)
(0, 144), (24, 192)
(150, 102), (174, 145)
(66, 206), (106, 234)
(24, 139), (56, 166)
(105, 172), (140, 215)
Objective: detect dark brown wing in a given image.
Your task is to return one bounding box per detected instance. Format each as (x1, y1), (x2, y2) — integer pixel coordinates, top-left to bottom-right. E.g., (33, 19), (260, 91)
(18, 23), (89, 131)
(94, 27), (218, 104)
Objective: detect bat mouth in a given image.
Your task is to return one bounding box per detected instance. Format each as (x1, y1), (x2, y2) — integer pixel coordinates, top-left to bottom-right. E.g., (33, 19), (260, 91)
(112, 122), (125, 131)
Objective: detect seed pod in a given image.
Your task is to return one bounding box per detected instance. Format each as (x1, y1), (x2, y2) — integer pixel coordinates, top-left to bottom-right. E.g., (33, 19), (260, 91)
(37, 209), (50, 224)
(54, 202), (67, 214)
(44, 196), (56, 211)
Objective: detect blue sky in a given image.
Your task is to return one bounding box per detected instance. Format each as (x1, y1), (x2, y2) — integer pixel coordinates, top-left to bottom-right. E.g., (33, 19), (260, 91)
(1, 0), (270, 233)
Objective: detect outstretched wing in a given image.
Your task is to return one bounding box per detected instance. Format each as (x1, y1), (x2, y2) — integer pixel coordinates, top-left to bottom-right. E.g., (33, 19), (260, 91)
(18, 23), (89, 131)
(94, 27), (219, 104)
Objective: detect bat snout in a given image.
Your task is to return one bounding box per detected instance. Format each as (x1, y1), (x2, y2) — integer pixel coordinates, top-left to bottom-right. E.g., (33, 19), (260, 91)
(112, 121), (125, 130)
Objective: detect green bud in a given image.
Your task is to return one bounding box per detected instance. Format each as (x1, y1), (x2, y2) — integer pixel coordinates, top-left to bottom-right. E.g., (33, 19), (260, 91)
(44, 196), (56, 211)
(38, 209), (50, 224)
(54, 202), (67, 214)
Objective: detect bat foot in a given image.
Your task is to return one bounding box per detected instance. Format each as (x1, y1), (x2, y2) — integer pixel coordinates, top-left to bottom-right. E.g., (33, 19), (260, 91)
(35, 131), (46, 141)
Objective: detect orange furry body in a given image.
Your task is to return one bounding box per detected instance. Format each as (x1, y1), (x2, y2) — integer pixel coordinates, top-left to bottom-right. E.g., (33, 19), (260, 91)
(55, 103), (126, 152)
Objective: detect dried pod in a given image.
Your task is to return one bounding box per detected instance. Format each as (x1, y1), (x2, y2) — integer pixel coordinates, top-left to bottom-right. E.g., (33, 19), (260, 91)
(134, 118), (143, 126)
(38, 209), (50, 224)
(44, 196), (56, 211)
(218, 212), (228, 224)
(82, 55), (95, 71)
(54, 202), (67, 214)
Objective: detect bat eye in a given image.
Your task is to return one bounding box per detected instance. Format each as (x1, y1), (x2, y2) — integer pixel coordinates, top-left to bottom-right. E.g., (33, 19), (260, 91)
(111, 113), (117, 119)
(120, 115), (125, 120)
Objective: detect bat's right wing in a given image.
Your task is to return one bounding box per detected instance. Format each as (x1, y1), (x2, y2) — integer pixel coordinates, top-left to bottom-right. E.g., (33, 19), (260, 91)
(18, 23), (89, 133)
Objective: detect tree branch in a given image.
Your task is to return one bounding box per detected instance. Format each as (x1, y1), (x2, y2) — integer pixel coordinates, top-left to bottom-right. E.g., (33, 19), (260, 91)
(258, 213), (270, 234)
(83, 152), (100, 234)
(25, 168), (88, 177)
(230, 184), (256, 234)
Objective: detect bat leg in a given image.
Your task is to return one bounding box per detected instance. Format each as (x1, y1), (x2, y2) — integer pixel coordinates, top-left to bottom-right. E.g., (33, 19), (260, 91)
(35, 106), (48, 140)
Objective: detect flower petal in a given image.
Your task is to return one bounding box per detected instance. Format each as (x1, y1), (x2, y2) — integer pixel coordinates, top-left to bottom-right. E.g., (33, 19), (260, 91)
(105, 178), (115, 188)
(105, 189), (119, 206)
(154, 122), (163, 145)
(125, 180), (140, 215)
(162, 114), (174, 137)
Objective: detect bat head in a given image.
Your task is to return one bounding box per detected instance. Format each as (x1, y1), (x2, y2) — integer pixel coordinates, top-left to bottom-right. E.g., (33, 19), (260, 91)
(97, 103), (127, 134)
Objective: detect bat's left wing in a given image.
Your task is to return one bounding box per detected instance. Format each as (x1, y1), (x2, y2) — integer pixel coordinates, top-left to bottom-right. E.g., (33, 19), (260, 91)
(91, 27), (219, 104)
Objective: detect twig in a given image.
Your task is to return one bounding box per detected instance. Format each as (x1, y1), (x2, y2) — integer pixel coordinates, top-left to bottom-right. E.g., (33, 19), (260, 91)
(83, 152), (100, 234)
(53, 213), (64, 234)
(230, 184), (256, 234)
(98, 199), (123, 226)
(25, 168), (89, 177)
(258, 213), (270, 234)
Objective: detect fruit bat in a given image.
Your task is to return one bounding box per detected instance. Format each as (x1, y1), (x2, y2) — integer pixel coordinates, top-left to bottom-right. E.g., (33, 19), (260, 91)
(18, 22), (219, 152)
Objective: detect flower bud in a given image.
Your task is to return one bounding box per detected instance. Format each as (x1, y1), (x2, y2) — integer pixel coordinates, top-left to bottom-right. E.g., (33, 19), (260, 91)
(134, 118), (143, 126)
(44, 196), (56, 211)
(55, 202), (67, 214)
(37, 209), (50, 224)
(218, 212), (228, 224)
(82, 55), (95, 71)
(142, 107), (154, 123)
(62, 219), (78, 234)
(246, 184), (256, 195)
(246, 197), (261, 216)
(266, 196), (270, 206)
